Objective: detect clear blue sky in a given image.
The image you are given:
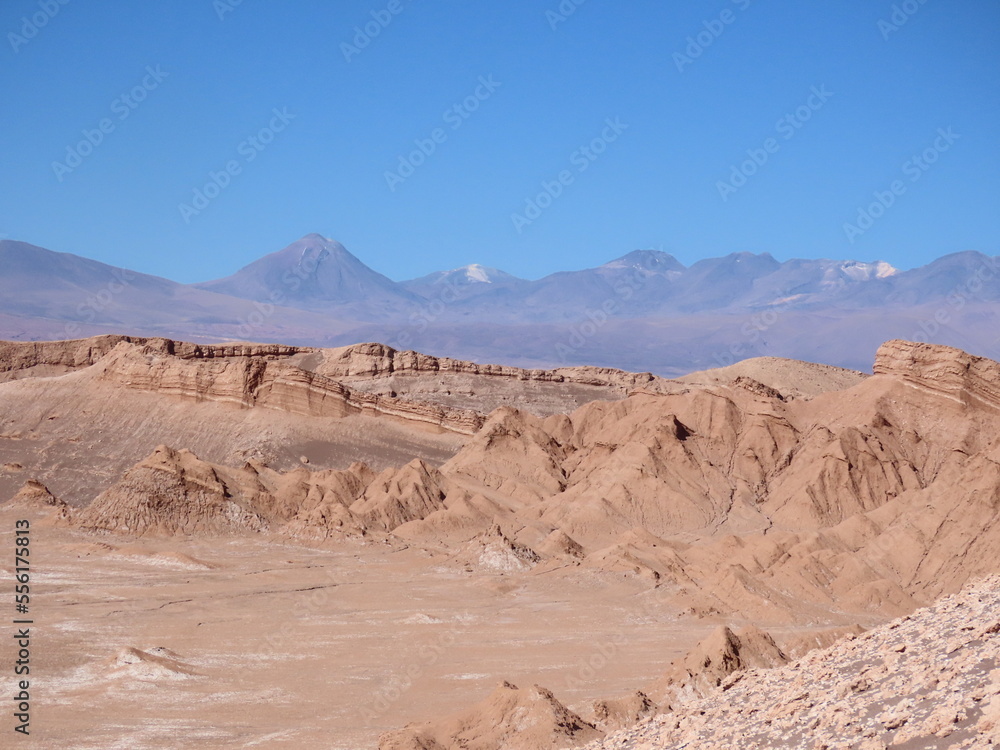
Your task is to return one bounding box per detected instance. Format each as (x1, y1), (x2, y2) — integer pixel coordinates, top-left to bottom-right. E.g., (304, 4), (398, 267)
(1, 0), (997, 283)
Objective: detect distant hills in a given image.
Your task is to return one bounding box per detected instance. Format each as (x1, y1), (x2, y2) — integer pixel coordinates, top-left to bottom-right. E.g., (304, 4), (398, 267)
(1, 233), (998, 375)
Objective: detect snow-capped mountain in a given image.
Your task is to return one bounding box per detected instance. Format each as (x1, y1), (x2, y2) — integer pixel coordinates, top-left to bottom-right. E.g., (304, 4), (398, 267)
(600, 249), (685, 276)
(837, 260), (898, 282)
(401, 264), (526, 296)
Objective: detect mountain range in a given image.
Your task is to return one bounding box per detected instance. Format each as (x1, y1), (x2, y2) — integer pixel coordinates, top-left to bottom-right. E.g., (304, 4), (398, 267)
(1, 233), (998, 375)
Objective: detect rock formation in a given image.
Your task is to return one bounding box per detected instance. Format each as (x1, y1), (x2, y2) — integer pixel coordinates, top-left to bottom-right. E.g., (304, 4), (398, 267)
(365, 339), (1000, 748)
(311, 341), (668, 392)
(8, 334), (1000, 748)
(57, 339), (1000, 628)
(456, 523), (541, 573)
(94, 342), (486, 435)
(586, 575), (1000, 749)
(6, 478), (67, 509)
(874, 337), (1000, 409)
(0, 335), (143, 383)
(350, 459), (452, 531)
(379, 681), (603, 750)
(79, 445), (271, 535)
(646, 624), (789, 705)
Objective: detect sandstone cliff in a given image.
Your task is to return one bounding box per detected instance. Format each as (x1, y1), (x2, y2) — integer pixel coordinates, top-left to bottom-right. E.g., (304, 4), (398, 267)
(313, 341), (666, 392)
(0, 335), (143, 382)
(874, 338), (1000, 410)
(93, 342), (486, 435)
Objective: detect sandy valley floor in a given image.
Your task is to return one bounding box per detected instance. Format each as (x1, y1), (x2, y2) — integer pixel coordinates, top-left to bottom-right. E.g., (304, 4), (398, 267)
(0, 504), (718, 749)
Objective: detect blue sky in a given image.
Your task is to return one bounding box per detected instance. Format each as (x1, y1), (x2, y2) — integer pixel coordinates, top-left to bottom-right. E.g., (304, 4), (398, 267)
(1, 0), (998, 283)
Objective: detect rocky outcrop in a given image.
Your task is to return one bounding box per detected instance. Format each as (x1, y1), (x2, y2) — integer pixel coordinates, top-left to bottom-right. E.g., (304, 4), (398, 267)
(0, 335), (679, 434)
(73, 446), (457, 539)
(272, 463), (374, 537)
(4, 480), (70, 522)
(94, 342), (486, 435)
(874, 338), (1000, 410)
(0, 334), (876, 440)
(586, 692), (658, 734)
(141, 338), (303, 361)
(442, 408), (568, 499)
(732, 375), (786, 401)
(587, 575), (1000, 749)
(6, 479), (65, 507)
(0, 334), (674, 400)
(378, 681), (604, 750)
(349, 459), (451, 532)
(648, 625), (789, 705)
(314, 341), (667, 392)
(78, 446), (270, 536)
(0, 334), (309, 380)
(457, 523), (541, 573)
(0, 335), (144, 382)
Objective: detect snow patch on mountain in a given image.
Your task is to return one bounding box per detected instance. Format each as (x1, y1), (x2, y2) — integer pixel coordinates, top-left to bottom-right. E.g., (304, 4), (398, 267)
(601, 250), (685, 275)
(460, 264), (497, 283)
(838, 260), (899, 281)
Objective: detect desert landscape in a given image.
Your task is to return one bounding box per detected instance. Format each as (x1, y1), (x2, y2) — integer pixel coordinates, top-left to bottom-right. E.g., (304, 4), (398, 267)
(2, 334), (999, 748)
(4, 3), (997, 747)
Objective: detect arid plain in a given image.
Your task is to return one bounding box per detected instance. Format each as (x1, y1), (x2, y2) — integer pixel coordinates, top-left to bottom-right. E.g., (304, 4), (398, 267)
(2, 335), (1000, 749)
